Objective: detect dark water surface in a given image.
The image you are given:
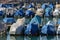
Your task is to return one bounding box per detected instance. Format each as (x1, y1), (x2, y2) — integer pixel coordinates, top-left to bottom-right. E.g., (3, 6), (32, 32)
(0, 35), (58, 40)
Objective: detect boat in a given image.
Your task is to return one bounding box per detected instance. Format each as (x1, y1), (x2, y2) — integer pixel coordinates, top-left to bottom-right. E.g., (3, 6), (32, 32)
(9, 17), (25, 35)
(24, 15), (42, 36)
(41, 21), (56, 35)
(0, 22), (7, 35)
(57, 25), (60, 34)
(24, 23), (39, 36)
(14, 8), (25, 17)
(3, 17), (16, 24)
(25, 8), (35, 18)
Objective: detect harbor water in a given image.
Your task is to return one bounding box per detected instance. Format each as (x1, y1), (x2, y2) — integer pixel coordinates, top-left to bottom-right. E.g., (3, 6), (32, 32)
(0, 34), (60, 40)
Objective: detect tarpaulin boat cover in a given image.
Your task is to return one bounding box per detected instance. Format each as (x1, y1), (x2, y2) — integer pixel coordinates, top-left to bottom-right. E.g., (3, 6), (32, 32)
(0, 4), (2, 7)
(0, 11), (4, 16)
(0, 22), (7, 33)
(3, 18), (15, 24)
(14, 11), (19, 16)
(49, 3), (54, 9)
(41, 3), (48, 9)
(57, 18), (60, 24)
(18, 9), (25, 16)
(41, 3), (54, 9)
(30, 15), (42, 24)
(53, 9), (59, 16)
(31, 23), (39, 35)
(44, 17), (50, 24)
(41, 21), (56, 34)
(2, 4), (13, 8)
(22, 4), (29, 9)
(45, 7), (52, 16)
(25, 18), (31, 25)
(24, 15), (41, 35)
(25, 10), (35, 17)
(28, 3), (35, 8)
(57, 25), (60, 34)
(24, 23), (39, 35)
(14, 9), (25, 17)
(10, 23), (24, 34)
(10, 18), (25, 34)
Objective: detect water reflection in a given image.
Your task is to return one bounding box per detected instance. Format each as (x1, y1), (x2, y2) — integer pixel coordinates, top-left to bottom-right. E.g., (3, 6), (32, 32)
(47, 36), (56, 40)
(15, 36), (24, 40)
(24, 36), (40, 40)
(10, 36), (16, 40)
(24, 35), (57, 40)
(7, 35), (24, 40)
(0, 35), (6, 40)
(40, 36), (47, 40)
(5, 35), (60, 40)
(40, 35), (57, 40)
(57, 35), (60, 40)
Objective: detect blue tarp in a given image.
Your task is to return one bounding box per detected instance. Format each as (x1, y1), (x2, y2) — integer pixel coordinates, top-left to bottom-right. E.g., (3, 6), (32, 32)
(41, 3), (54, 9)
(41, 21), (56, 34)
(24, 23), (39, 35)
(14, 9), (25, 17)
(41, 3), (53, 16)
(25, 10), (35, 17)
(3, 18), (15, 24)
(57, 19), (60, 24)
(49, 3), (54, 9)
(41, 3), (48, 9)
(24, 15), (41, 35)
(45, 18), (50, 24)
(2, 4), (13, 8)
(31, 23), (39, 35)
(0, 11), (4, 16)
(28, 3), (34, 8)
(24, 24), (31, 34)
(45, 7), (52, 16)
(0, 22), (7, 32)
(14, 11), (19, 16)
(25, 18), (31, 25)
(30, 15), (41, 24)
(0, 4), (2, 7)
(18, 9), (25, 16)
(2, 4), (19, 8)
(16, 26), (24, 34)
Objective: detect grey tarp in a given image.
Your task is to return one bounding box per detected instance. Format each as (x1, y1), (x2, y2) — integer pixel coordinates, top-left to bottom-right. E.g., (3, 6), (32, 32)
(0, 22), (7, 34)
(9, 18), (25, 35)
